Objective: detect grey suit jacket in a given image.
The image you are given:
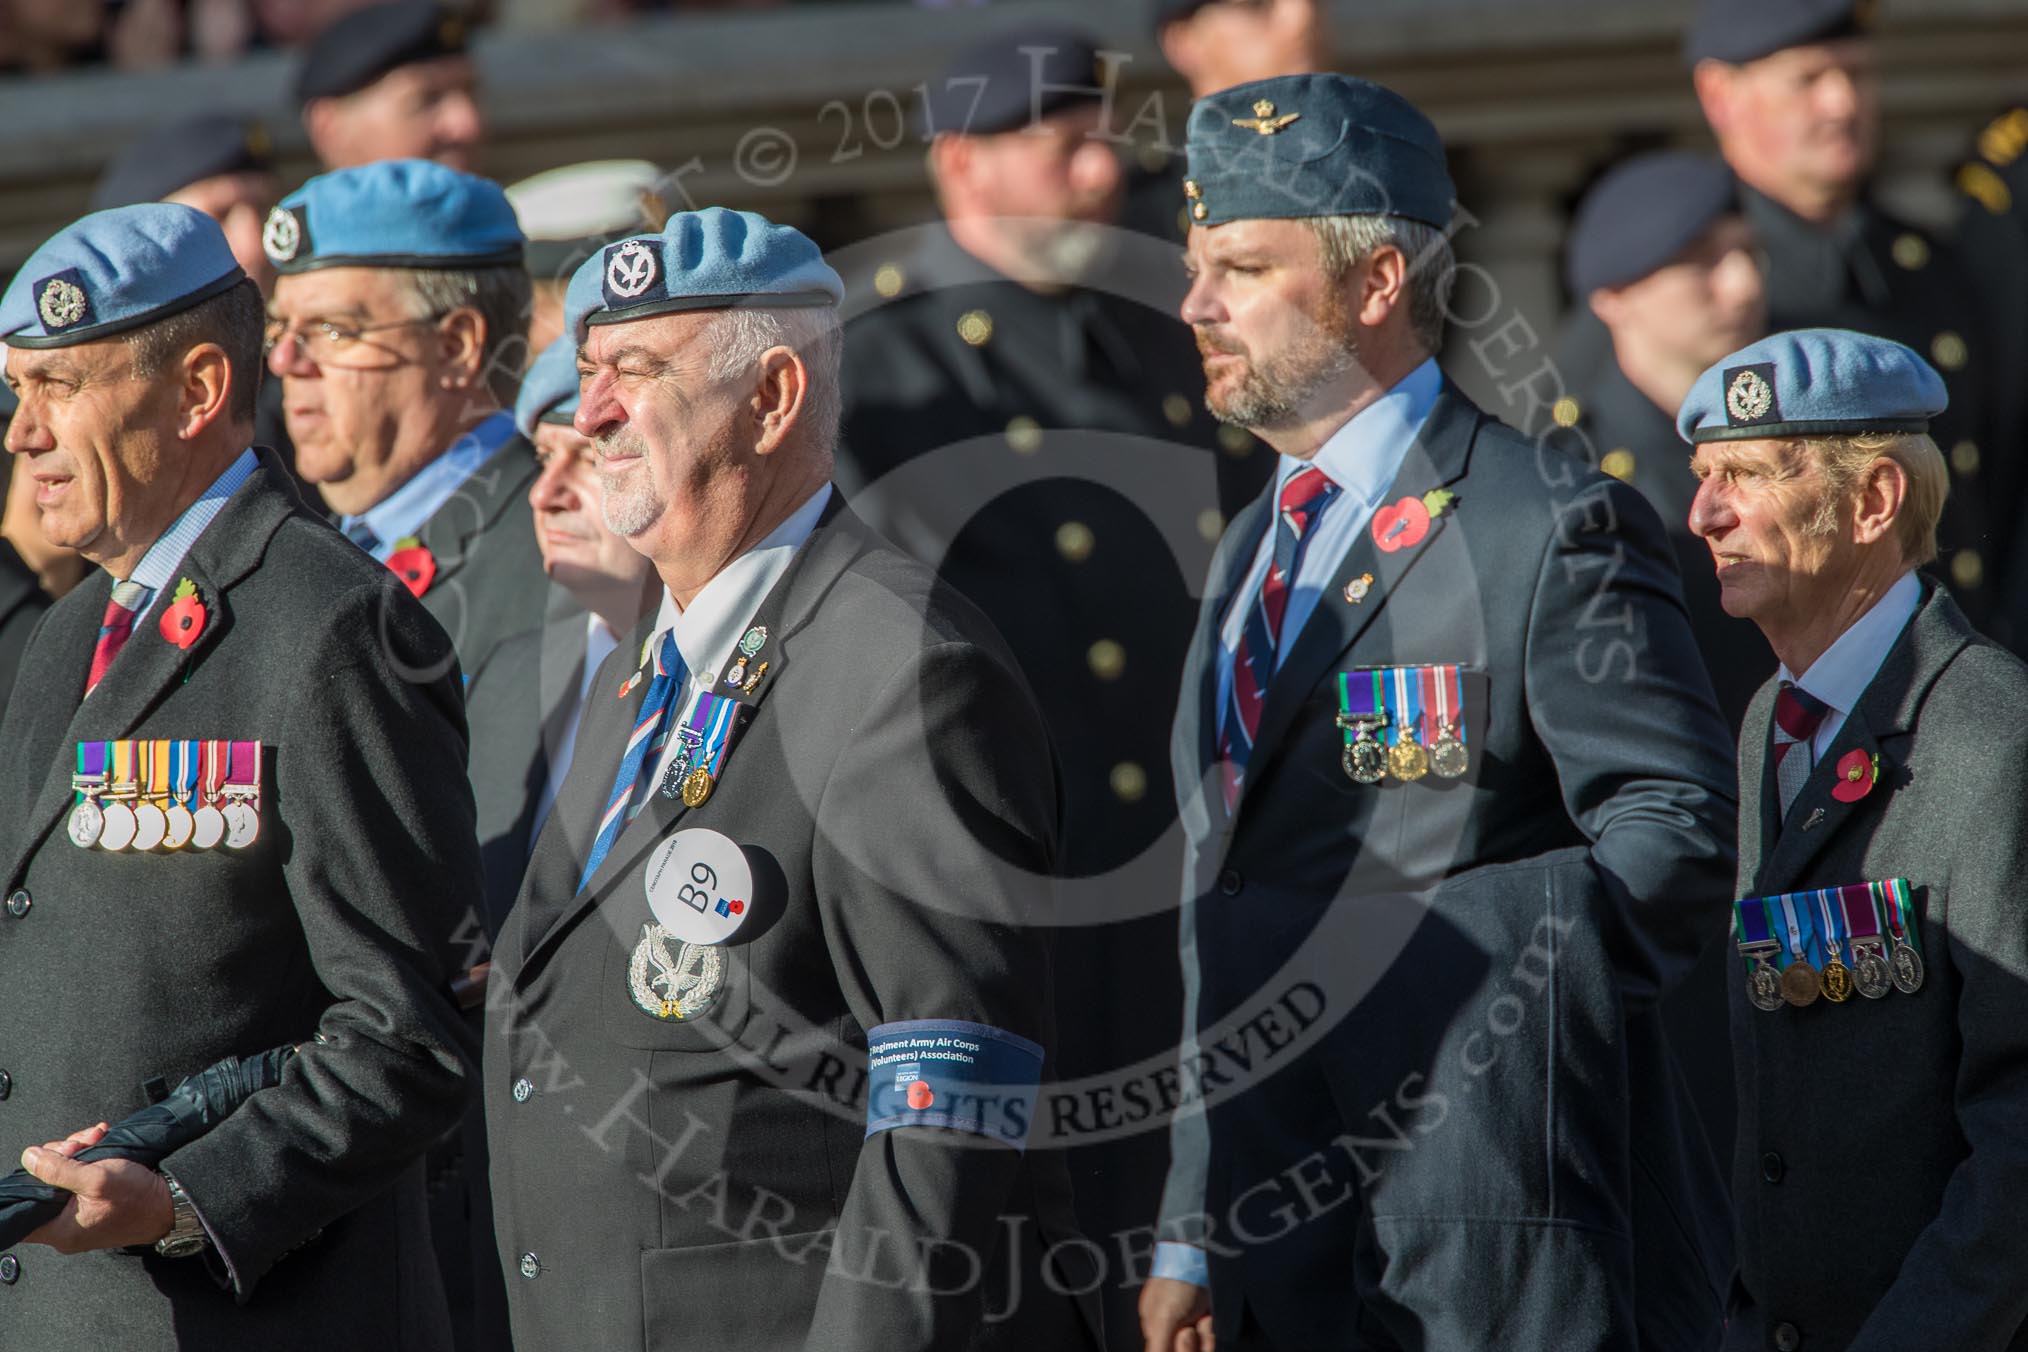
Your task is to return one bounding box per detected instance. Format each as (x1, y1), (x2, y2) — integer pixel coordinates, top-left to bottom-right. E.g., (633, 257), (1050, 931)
(411, 431), (546, 679)
(485, 500), (1103, 1352)
(1727, 582), (2028, 1352)
(0, 453), (478, 1350)
(1161, 381), (1739, 1350)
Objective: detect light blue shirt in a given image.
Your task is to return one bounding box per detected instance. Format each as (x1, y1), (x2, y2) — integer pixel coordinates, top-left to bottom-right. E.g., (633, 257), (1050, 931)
(127, 447), (259, 621)
(1779, 569), (1921, 760)
(338, 411), (515, 560)
(1213, 357), (1442, 739)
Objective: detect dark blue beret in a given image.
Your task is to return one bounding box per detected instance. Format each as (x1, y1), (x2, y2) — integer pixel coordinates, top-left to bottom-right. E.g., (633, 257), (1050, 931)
(1184, 74), (1453, 229)
(1684, 0), (1873, 66)
(296, 0), (470, 107)
(91, 115), (274, 213)
(916, 25), (1107, 139)
(1151, 0), (1216, 31)
(0, 205), (245, 350)
(1677, 328), (1946, 444)
(564, 208), (842, 343)
(1566, 151), (1740, 296)
(265, 159), (523, 273)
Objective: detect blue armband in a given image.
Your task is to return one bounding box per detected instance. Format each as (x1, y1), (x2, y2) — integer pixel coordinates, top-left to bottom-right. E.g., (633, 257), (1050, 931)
(865, 1019), (1043, 1151)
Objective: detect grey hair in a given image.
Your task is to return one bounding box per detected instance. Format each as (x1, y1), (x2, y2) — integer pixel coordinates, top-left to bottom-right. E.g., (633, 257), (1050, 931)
(700, 305), (843, 452)
(396, 265), (533, 407)
(1298, 214), (1456, 355)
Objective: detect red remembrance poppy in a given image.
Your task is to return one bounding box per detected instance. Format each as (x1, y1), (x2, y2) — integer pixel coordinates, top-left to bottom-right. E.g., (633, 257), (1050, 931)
(159, 577), (205, 650)
(1830, 749), (1878, 803)
(386, 543), (437, 598)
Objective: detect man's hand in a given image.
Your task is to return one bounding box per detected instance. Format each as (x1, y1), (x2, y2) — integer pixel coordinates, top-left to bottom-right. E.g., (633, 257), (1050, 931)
(20, 1125), (176, 1254)
(1141, 1275), (1215, 1352)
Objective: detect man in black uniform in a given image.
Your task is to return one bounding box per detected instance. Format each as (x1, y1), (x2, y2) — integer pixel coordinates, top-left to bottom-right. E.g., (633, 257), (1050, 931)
(0, 203), (477, 1350)
(1690, 0), (2011, 636)
(297, 0), (485, 174)
(838, 32), (1260, 1336)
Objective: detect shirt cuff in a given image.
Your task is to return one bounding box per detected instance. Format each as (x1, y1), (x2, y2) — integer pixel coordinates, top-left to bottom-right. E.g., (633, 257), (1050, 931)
(1152, 1241), (1209, 1287)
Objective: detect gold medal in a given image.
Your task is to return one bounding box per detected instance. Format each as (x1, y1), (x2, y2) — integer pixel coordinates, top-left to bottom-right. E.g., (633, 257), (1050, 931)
(1820, 954), (1853, 1003)
(1779, 960), (1822, 1007)
(681, 768), (715, 808)
(1388, 730), (1429, 782)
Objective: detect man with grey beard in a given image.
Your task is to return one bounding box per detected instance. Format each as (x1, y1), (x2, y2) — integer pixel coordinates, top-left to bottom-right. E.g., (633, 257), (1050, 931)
(1141, 73), (1738, 1352)
(837, 30), (1270, 1344)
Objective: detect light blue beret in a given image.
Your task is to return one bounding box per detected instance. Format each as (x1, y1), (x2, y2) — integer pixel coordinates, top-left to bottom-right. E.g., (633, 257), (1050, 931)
(1677, 328), (1947, 444)
(562, 207), (842, 343)
(1, 204), (245, 350)
(515, 334), (582, 441)
(264, 158), (524, 274)
(1184, 74), (1454, 230)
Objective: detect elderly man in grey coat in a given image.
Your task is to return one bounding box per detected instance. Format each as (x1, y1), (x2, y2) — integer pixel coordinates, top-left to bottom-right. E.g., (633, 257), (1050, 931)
(1684, 327), (2028, 1351)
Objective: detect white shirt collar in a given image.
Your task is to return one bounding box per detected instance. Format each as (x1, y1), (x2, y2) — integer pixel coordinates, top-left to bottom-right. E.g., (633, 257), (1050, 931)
(1778, 569), (1922, 720)
(648, 483), (833, 683)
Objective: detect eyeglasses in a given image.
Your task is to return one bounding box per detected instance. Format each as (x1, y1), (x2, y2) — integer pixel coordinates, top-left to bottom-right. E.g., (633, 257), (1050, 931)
(262, 312), (446, 365)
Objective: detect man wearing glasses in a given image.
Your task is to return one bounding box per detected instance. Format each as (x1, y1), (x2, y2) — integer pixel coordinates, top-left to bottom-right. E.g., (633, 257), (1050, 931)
(263, 158), (547, 679)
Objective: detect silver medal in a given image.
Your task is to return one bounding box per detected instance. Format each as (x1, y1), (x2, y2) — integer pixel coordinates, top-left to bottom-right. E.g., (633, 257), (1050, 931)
(1889, 938), (1925, 995)
(1746, 959), (1784, 1012)
(223, 801), (259, 850)
(67, 799), (105, 849)
(99, 802), (139, 852)
(190, 805), (226, 850)
(131, 803), (168, 852)
(1853, 943), (1892, 1000)
(162, 804), (195, 851)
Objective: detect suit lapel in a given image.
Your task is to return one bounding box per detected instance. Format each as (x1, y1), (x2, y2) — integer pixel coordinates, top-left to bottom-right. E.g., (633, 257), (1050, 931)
(1236, 387), (1480, 806)
(513, 497), (867, 984)
(1751, 583), (1966, 895)
(1735, 685), (1777, 887)
(2, 455), (294, 887)
(417, 430), (537, 592)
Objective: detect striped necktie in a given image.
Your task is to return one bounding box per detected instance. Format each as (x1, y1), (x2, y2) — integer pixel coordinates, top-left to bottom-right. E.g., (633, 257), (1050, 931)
(342, 520), (381, 553)
(1773, 681), (1831, 817)
(85, 579), (155, 697)
(1218, 465), (1340, 807)
(578, 632), (686, 892)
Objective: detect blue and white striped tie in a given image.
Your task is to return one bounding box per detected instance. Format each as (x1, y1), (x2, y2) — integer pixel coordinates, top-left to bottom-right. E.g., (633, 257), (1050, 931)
(578, 632), (686, 892)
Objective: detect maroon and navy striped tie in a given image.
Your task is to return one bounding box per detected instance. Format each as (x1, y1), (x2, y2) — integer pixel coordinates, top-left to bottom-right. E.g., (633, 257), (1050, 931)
(1219, 465), (1340, 807)
(1772, 680), (1831, 816)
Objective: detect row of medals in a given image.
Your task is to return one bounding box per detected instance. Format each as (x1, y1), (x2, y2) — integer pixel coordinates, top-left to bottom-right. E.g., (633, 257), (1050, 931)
(67, 790), (258, 852)
(1746, 934), (1925, 1011)
(1336, 715), (1469, 785)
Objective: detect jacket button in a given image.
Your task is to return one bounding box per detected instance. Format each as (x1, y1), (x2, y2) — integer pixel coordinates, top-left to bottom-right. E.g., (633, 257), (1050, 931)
(1218, 868), (1243, 897)
(5, 891), (27, 918)
(0, 1253), (18, 1283)
(1761, 1151), (1784, 1184)
(1772, 1321), (1801, 1351)
(0, 1071), (13, 1101)
(518, 1252), (540, 1279)
(512, 1078), (534, 1104)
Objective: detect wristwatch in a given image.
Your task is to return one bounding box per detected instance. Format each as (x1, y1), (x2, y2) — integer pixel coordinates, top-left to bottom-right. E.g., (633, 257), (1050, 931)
(155, 1170), (208, 1259)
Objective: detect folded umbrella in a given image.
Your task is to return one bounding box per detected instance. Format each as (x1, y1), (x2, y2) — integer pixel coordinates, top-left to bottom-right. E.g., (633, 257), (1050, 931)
(0, 1045), (296, 1251)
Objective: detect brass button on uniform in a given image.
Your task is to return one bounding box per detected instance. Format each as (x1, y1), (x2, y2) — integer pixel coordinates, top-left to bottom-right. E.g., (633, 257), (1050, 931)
(872, 264), (905, 298)
(957, 310), (994, 347)
(1217, 425), (1253, 457)
(1087, 640), (1126, 681)
(1891, 232), (1930, 270)
(1055, 521), (1095, 563)
(1197, 508), (1225, 543)
(1600, 449), (1635, 482)
(1952, 549), (1984, 589)
(1005, 416), (1043, 455)
(1551, 397), (1581, 429)
(1162, 393), (1193, 428)
(1931, 331), (1969, 371)
(1951, 440), (1980, 477)
(1110, 762), (1148, 803)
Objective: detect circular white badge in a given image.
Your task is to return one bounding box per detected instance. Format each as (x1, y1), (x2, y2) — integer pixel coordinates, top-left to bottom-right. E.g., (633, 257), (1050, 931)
(99, 802), (138, 852)
(644, 827), (755, 945)
(131, 803), (168, 852)
(223, 801), (260, 850)
(190, 805), (226, 850)
(162, 803), (195, 851)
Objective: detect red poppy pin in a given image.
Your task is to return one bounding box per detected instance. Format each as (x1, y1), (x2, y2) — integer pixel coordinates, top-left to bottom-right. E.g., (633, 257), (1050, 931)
(386, 536), (437, 598)
(1831, 749), (1880, 803)
(159, 577), (206, 650)
(1372, 489), (1456, 553)
(906, 1081), (935, 1111)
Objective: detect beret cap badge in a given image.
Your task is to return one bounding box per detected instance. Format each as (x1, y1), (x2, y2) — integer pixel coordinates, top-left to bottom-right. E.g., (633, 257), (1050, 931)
(1232, 99), (1301, 136)
(1725, 366), (1776, 425)
(605, 240), (659, 300)
(262, 207), (301, 264)
(37, 277), (88, 331)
